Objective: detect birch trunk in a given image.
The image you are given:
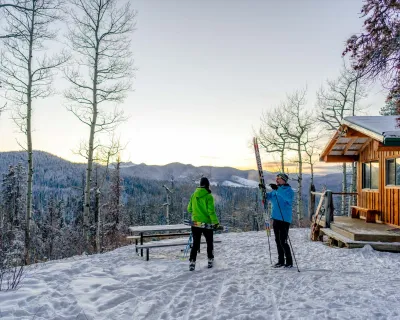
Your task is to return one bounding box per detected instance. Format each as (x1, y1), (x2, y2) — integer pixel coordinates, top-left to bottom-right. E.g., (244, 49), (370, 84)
(24, 5), (35, 265)
(83, 41), (99, 246)
(297, 144), (302, 224)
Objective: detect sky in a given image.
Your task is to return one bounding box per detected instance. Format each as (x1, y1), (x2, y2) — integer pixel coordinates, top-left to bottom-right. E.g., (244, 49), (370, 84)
(2, 228), (400, 319)
(0, 0), (387, 172)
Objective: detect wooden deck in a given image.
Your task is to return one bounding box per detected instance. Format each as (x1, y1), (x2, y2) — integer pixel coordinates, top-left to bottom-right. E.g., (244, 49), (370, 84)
(316, 216), (400, 252)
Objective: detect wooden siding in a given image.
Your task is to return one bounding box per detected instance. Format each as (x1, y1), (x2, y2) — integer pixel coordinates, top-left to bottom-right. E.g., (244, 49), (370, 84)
(357, 139), (400, 226)
(381, 152), (400, 226)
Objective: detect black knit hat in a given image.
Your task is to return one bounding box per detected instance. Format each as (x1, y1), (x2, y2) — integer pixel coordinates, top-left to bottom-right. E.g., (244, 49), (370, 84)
(200, 177), (210, 188)
(276, 172), (289, 182)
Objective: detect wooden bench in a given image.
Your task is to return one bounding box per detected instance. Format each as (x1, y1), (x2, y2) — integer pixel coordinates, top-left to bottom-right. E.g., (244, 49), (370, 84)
(351, 206), (380, 223)
(126, 233), (191, 245)
(141, 232), (191, 239)
(126, 235), (141, 242)
(127, 233), (191, 254)
(126, 236), (141, 253)
(137, 240), (222, 261)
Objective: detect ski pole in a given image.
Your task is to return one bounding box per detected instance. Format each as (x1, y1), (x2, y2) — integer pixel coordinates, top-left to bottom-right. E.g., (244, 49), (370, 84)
(262, 198), (272, 264)
(265, 219), (272, 264)
(274, 193), (300, 272)
(182, 232), (192, 259)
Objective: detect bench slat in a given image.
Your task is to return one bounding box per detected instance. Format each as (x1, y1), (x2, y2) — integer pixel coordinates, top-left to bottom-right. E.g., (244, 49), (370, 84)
(141, 233), (191, 238)
(126, 236), (141, 239)
(137, 240), (221, 249)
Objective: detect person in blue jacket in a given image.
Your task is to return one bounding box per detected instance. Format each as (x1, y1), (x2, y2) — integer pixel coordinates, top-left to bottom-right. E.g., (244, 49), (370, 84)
(266, 172), (294, 268)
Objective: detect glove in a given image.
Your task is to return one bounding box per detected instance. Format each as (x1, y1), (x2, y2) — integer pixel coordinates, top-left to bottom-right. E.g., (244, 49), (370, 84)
(258, 183), (266, 190)
(213, 224), (224, 231)
(269, 183), (278, 190)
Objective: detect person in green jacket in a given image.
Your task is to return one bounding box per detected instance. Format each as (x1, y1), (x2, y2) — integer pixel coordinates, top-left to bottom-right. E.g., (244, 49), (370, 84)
(187, 177), (219, 271)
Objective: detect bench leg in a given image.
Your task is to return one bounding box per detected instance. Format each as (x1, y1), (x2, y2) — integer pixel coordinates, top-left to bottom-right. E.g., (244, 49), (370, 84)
(141, 233), (144, 257)
(366, 211), (376, 223)
(351, 207), (359, 219)
(146, 248), (149, 261)
(135, 239), (138, 254)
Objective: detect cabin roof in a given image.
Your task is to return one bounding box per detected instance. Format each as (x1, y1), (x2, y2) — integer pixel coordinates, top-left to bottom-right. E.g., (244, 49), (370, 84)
(320, 116), (400, 162)
(342, 116), (400, 143)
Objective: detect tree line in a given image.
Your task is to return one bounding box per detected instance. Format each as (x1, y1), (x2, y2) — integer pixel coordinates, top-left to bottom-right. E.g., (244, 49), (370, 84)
(0, 0), (135, 265)
(0, 150), (271, 282)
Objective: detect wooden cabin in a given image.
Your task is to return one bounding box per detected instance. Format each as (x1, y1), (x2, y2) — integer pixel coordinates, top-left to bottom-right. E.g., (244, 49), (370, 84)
(320, 116), (400, 227)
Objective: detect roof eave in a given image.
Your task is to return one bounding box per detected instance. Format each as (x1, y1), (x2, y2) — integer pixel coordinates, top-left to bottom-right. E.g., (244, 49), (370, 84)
(321, 155), (359, 163)
(341, 118), (384, 143)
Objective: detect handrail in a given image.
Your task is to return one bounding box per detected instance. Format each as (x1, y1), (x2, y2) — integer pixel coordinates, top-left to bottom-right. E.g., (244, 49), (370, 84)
(310, 191), (324, 196)
(331, 192), (358, 195)
(311, 191), (358, 196)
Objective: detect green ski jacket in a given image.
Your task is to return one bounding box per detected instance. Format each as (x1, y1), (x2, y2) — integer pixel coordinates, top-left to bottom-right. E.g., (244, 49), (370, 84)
(187, 187), (219, 225)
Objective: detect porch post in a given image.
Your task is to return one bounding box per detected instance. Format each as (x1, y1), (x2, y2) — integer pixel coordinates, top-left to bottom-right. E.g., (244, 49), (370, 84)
(325, 190), (334, 228)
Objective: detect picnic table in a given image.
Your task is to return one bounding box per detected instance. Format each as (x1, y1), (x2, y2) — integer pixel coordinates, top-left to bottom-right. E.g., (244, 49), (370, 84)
(128, 224), (192, 257)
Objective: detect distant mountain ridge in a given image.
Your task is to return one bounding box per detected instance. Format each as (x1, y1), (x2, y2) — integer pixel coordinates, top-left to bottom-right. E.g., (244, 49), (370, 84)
(0, 151), (344, 192)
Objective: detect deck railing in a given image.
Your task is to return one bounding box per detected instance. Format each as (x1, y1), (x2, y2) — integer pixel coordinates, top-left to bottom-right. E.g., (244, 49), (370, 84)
(310, 191), (358, 228)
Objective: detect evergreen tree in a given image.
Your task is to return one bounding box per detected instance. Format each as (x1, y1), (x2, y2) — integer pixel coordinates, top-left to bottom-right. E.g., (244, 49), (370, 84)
(104, 157), (123, 249)
(380, 96), (400, 116)
(1, 164), (26, 229)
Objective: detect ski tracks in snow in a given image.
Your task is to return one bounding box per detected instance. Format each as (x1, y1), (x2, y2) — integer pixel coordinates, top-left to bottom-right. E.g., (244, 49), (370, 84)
(13, 229), (400, 320)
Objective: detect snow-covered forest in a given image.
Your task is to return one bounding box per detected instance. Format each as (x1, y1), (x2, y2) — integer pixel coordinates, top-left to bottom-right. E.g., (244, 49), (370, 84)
(0, 150), (344, 266)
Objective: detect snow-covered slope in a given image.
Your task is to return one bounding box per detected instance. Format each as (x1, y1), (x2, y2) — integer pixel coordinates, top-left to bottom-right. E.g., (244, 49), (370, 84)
(2, 229), (400, 319)
(230, 175), (259, 188)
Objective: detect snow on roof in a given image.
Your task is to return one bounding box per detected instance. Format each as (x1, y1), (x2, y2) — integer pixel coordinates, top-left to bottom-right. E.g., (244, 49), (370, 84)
(342, 116), (400, 142)
(343, 116), (400, 135)
(384, 130), (400, 138)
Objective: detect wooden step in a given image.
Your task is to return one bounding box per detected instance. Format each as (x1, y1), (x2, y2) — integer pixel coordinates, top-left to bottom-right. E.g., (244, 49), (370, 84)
(320, 228), (363, 249)
(331, 222), (400, 242)
(320, 228), (400, 252)
(330, 224), (356, 240)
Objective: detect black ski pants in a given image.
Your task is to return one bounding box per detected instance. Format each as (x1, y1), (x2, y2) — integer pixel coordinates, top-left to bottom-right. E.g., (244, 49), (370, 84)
(273, 219), (292, 265)
(189, 226), (214, 262)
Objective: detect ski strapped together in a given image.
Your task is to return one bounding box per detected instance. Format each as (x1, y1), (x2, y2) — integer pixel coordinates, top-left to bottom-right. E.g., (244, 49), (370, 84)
(186, 220), (225, 231)
(182, 232), (193, 259)
(310, 191), (326, 241)
(253, 137), (272, 264)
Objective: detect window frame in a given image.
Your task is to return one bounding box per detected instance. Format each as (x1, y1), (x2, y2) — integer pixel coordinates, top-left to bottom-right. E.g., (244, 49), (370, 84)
(385, 157), (400, 187)
(362, 161), (379, 190)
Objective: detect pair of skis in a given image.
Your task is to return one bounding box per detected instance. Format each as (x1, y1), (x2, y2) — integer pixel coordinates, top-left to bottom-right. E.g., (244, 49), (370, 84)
(184, 219), (225, 231)
(253, 137), (272, 264)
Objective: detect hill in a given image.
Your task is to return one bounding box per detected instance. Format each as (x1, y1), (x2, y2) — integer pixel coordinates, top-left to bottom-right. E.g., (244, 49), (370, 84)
(0, 151), (342, 191)
(0, 151), (344, 193)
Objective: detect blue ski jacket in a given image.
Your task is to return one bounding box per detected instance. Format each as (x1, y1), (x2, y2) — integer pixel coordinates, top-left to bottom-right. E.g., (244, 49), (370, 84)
(266, 184), (294, 224)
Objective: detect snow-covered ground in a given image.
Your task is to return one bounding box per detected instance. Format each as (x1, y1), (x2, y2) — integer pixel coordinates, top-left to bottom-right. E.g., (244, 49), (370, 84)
(2, 229), (400, 320)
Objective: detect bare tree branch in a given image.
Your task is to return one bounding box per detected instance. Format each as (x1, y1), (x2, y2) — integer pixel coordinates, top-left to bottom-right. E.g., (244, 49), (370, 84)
(63, 0), (135, 245)
(316, 62), (367, 132)
(0, 0), (66, 264)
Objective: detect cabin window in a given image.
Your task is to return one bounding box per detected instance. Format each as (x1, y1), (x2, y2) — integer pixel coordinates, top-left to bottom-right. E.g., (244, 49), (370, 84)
(386, 158), (400, 186)
(362, 161), (379, 189)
